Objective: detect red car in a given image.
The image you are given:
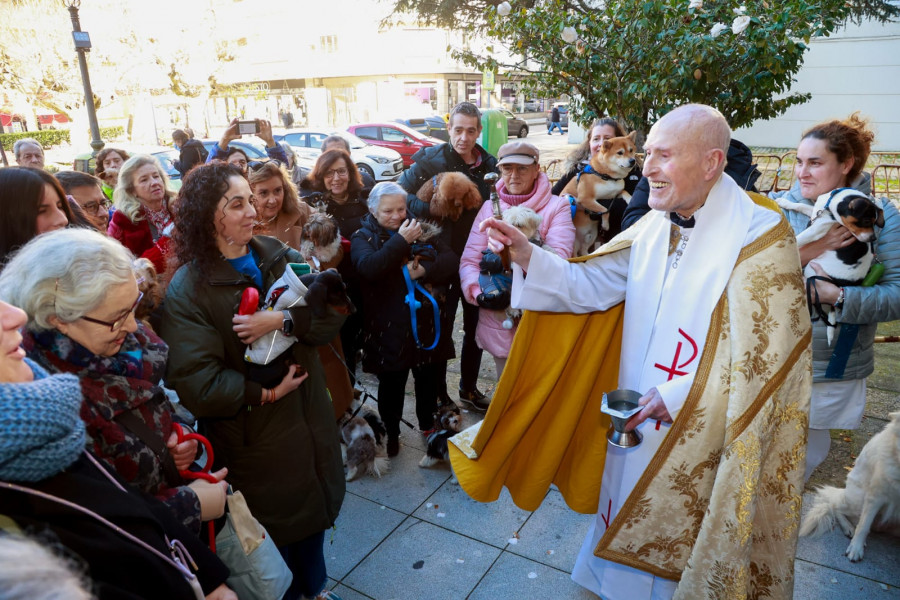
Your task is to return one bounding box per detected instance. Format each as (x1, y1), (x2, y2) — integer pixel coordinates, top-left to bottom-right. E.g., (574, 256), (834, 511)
(347, 122), (443, 168)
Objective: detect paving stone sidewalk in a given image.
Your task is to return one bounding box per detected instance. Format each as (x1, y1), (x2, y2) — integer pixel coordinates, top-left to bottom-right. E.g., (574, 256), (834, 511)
(323, 315), (899, 599)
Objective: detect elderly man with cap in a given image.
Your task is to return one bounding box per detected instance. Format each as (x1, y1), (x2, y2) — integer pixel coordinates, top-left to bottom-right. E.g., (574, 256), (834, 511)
(449, 105), (811, 599)
(459, 140), (574, 376)
(13, 138), (44, 169)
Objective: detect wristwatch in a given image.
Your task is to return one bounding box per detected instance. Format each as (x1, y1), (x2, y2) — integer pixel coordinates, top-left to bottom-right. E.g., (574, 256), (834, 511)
(281, 310), (294, 335)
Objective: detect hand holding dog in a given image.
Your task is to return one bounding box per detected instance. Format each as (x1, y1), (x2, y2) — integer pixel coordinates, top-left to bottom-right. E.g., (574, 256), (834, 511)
(399, 219), (423, 243)
(800, 223), (856, 267)
(407, 260), (426, 280)
(232, 310), (284, 345)
(807, 261), (842, 304)
(166, 432), (198, 471)
(623, 387), (673, 432)
(480, 217), (533, 270)
(274, 364), (309, 400)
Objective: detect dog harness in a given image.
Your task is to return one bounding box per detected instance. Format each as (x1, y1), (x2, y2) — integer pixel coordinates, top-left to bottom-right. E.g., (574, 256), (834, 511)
(568, 164), (620, 220)
(402, 264), (441, 350)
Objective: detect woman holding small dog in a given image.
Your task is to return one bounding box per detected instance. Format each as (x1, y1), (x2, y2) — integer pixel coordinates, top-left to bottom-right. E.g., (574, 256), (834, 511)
(461, 141), (575, 377)
(772, 113), (900, 481)
(159, 162), (347, 600)
(0, 228), (225, 535)
(552, 118), (642, 197)
(351, 181), (457, 457)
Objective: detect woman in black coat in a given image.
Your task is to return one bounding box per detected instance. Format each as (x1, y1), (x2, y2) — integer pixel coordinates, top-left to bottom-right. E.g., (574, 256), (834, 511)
(351, 182), (457, 456)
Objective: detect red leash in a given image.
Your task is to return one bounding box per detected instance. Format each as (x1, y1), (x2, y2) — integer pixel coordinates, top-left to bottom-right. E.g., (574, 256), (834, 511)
(172, 423), (219, 551)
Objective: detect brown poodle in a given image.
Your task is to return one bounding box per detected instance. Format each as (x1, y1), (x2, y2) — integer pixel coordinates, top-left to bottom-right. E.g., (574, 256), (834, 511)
(415, 172), (482, 221)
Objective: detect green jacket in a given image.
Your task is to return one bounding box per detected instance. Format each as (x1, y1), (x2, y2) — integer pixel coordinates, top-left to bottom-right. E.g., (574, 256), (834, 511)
(159, 235), (346, 546)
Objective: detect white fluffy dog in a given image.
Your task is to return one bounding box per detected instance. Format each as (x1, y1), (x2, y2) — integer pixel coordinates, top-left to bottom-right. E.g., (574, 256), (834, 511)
(800, 411), (900, 561)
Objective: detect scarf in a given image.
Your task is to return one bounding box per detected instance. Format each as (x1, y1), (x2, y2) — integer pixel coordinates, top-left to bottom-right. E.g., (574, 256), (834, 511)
(144, 201), (173, 239)
(0, 359), (85, 482)
(22, 325), (177, 490)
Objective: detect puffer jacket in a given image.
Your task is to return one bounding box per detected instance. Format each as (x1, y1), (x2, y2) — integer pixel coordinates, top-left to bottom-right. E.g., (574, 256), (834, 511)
(771, 173), (900, 381)
(351, 212), (458, 373)
(459, 173), (575, 357)
(398, 142), (498, 255)
(159, 235), (346, 546)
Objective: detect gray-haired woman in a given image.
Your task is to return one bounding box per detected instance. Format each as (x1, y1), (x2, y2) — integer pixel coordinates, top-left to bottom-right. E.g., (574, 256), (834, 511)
(350, 181), (457, 456)
(0, 228), (227, 533)
(108, 154), (175, 273)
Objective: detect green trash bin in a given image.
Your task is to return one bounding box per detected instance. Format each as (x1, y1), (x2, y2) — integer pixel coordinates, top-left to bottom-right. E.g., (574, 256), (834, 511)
(479, 109), (509, 157)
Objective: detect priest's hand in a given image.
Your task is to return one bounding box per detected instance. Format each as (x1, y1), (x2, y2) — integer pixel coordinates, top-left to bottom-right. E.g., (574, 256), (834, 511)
(480, 217), (533, 270)
(624, 387), (672, 431)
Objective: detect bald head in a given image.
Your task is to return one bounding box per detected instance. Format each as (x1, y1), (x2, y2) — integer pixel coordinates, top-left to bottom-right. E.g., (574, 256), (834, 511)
(642, 104), (732, 217)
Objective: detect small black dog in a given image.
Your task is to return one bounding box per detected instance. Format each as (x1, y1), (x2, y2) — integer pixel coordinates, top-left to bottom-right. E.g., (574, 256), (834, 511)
(299, 270), (355, 318)
(419, 405), (463, 469)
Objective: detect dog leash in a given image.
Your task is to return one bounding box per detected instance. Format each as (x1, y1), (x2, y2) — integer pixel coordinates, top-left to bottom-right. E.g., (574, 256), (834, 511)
(172, 423), (219, 552)
(402, 265), (441, 351)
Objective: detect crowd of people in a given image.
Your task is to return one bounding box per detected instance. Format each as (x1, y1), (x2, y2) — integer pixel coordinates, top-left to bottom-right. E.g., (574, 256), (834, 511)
(0, 100), (897, 600)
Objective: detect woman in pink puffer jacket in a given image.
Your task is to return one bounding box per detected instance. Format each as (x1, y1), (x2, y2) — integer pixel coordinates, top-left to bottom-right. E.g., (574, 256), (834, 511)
(460, 141), (575, 380)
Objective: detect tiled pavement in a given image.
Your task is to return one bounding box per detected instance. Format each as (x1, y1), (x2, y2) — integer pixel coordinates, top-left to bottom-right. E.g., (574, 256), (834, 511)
(322, 357), (900, 600)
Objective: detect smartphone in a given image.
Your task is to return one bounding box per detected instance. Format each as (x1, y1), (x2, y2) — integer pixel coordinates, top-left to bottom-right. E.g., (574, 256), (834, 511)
(238, 119), (260, 135)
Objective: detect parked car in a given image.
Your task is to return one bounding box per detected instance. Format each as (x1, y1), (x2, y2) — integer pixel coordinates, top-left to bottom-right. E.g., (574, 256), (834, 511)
(393, 116), (449, 141)
(523, 99), (543, 112)
(347, 122), (443, 168)
(273, 129), (404, 181)
(546, 102), (569, 128)
(493, 108), (529, 138)
(73, 146), (183, 190)
(200, 138), (269, 162)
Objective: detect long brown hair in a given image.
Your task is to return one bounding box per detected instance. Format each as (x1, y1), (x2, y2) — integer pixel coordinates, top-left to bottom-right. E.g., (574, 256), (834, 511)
(305, 149), (363, 198)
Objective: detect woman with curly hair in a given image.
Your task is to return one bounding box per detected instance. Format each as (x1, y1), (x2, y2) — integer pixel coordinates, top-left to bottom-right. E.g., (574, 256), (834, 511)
(159, 162), (347, 600)
(95, 147), (130, 200)
(0, 167), (73, 264)
(108, 155), (175, 273)
(248, 160), (310, 249)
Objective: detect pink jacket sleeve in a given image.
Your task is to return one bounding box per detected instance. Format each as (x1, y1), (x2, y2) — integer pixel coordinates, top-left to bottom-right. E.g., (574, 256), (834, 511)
(542, 196), (576, 259)
(459, 203), (495, 305)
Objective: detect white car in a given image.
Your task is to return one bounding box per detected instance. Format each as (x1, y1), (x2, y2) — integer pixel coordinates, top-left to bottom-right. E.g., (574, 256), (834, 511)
(274, 129), (404, 181)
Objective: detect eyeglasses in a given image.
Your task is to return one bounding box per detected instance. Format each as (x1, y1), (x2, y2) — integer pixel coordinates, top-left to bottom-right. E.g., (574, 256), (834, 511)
(79, 291), (144, 332)
(499, 164), (537, 176)
(81, 200), (111, 213)
(324, 167), (349, 180)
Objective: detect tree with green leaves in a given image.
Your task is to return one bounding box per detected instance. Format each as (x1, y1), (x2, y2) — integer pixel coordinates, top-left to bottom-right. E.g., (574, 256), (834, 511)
(389, 0), (898, 137)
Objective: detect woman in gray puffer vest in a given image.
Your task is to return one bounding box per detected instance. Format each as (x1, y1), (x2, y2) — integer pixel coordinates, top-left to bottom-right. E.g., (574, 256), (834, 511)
(771, 113), (900, 481)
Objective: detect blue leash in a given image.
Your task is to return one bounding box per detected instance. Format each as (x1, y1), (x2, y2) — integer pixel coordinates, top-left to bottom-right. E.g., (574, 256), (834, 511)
(402, 265), (441, 350)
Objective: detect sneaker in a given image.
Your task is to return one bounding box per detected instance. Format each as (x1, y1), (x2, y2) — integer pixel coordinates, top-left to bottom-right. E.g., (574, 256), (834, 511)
(458, 387), (490, 412)
(387, 436), (400, 457)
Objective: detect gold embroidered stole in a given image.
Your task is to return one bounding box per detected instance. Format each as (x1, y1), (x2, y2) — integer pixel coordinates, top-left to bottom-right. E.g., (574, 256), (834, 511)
(594, 207), (811, 599)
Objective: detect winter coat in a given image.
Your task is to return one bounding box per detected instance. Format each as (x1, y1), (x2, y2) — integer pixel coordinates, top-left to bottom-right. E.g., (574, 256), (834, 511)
(22, 325), (202, 534)
(254, 207), (310, 251)
(158, 235), (346, 546)
(621, 139), (761, 230)
(0, 453), (229, 599)
(173, 139), (208, 177)
(205, 142), (289, 166)
(460, 173), (575, 357)
(551, 107), (561, 123)
(108, 206), (172, 274)
(398, 142), (499, 256)
(771, 174), (900, 381)
(351, 212), (458, 373)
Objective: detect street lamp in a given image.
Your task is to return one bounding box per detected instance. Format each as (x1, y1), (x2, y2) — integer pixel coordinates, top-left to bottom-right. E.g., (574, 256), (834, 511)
(63, 0), (104, 155)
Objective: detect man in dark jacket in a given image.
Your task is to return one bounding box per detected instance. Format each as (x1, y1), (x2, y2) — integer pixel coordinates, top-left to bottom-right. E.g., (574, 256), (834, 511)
(398, 102), (499, 411)
(172, 129), (209, 177)
(548, 106), (564, 135)
(621, 138), (761, 230)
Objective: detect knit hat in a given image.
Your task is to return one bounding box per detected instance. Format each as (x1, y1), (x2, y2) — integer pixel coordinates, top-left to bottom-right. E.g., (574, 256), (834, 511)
(0, 359), (86, 482)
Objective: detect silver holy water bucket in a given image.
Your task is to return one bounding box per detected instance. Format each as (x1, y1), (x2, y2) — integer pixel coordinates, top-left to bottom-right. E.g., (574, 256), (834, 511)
(601, 389), (644, 448)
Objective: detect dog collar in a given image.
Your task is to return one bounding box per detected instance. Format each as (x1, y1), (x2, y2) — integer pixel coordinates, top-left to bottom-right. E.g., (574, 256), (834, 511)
(576, 163), (624, 184)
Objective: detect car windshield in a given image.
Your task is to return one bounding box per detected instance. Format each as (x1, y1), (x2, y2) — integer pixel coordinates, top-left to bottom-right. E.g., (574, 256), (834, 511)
(153, 150), (181, 177)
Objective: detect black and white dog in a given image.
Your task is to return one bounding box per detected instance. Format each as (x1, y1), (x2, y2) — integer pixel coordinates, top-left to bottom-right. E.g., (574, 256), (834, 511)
(341, 408), (389, 481)
(419, 405), (463, 471)
(776, 187), (884, 344)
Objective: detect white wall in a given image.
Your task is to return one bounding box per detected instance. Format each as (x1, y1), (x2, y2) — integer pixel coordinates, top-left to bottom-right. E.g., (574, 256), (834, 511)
(735, 19), (900, 150)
